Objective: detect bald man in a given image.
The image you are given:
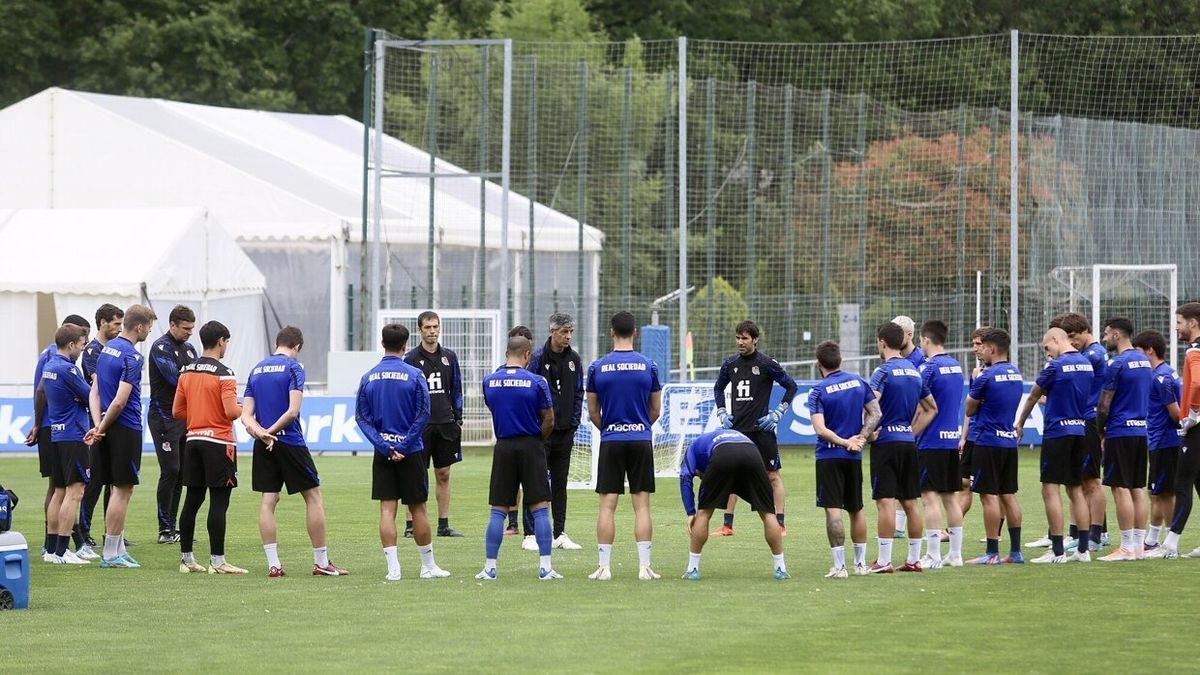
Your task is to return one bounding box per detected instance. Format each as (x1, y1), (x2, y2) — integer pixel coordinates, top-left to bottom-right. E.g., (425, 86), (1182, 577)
(1015, 328), (1094, 563)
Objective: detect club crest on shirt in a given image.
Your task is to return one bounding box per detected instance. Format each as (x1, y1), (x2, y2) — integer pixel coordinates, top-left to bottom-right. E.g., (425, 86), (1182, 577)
(733, 367), (738, 374)
(568, 361), (576, 372)
(159, 344), (166, 351)
(441, 356), (450, 366)
(162, 442), (172, 452)
(752, 366), (760, 375)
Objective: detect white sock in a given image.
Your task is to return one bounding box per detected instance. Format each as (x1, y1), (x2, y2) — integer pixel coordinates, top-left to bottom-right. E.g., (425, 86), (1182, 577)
(598, 543), (612, 567)
(484, 557), (497, 572)
(1165, 531), (1182, 550)
(417, 543), (435, 568)
(117, 531), (127, 557)
(181, 551), (195, 565)
(103, 534), (121, 560)
(907, 537), (921, 564)
(539, 554), (552, 571)
(831, 545), (845, 569)
(948, 526), (964, 556)
(772, 553), (786, 572)
(384, 545), (400, 575)
(925, 529), (942, 561)
(637, 540), (652, 567)
(878, 538), (893, 564)
(1147, 525), (1161, 546)
(853, 543), (867, 566)
(264, 543), (280, 568)
(313, 546), (329, 567)
(1133, 528), (1146, 551)
(895, 510), (908, 532)
(1120, 529), (1132, 551)
(210, 554), (225, 567)
(687, 551), (701, 571)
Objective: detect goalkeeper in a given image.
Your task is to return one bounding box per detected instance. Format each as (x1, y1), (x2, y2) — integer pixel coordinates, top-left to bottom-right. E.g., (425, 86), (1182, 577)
(712, 320), (798, 536)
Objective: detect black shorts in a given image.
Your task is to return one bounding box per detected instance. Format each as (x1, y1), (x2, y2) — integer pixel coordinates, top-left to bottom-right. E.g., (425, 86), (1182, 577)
(50, 441), (91, 487)
(182, 439), (238, 489)
(372, 451), (429, 504)
(252, 440), (319, 494)
(1040, 435), (1086, 486)
(1082, 419), (1102, 480)
(595, 440), (655, 495)
(960, 440), (975, 480)
(37, 426), (53, 478)
(743, 428), (781, 471)
(95, 423), (143, 486)
(423, 422), (462, 469)
(971, 444), (1019, 495)
(488, 436), (551, 507)
(1149, 446), (1179, 495)
(869, 442), (919, 501)
(1102, 436), (1148, 489)
(697, 442), (776, 512)
(815, 458), (864, 512)
(917, 451), (960, 493)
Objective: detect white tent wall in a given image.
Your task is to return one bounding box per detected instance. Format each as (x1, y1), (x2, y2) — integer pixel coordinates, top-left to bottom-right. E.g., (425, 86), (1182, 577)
(0, 293), (40, 390)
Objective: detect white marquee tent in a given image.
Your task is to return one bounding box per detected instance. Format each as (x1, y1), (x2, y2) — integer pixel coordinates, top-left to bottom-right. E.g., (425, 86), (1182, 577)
(0, 207), (268, 389)
(0, 88), (605, 381)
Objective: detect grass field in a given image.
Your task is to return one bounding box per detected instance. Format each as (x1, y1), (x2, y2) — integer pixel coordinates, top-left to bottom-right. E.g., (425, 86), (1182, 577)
(4, 447), (1200, 673)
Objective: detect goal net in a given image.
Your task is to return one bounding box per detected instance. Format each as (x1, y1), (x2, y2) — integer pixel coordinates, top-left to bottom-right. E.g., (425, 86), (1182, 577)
(1047, 264), (1179, 364)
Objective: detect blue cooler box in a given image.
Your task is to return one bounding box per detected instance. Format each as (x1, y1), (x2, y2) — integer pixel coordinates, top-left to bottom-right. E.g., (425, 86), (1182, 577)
(0, 531), (30, 610)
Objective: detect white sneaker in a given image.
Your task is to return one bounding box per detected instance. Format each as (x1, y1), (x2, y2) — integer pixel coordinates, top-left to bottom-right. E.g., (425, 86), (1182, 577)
(553, 533), (583, 550)
(1066, 550), (1091, 563)
(1025, 535), (1053, 548)
(385, 569), (402, 581)
(420, 565), (451, 578)
(919, 554), (943, 570)
(853, 562), (869, 576)
(1185, 546), (1200, 559)
(42, 552), (58, 563)
(944, 554), (964, 568)
(825, 566), (848, 579)
(1143, 546), (1172, 559)
(538, 568), (563, 580)
(75, 545), (100, 560)
(521, 535), (538, 551)
(61, 549), (91, 565)
(475, 567), (497, 581)
(1030, 550), (1059, 564)
(638, 565), (661, 580)
(588, 565), (612, 580)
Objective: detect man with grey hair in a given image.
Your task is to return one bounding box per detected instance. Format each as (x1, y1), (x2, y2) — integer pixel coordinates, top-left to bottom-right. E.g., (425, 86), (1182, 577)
(891, 315), (924, 539)
(524, 312), (585, 550)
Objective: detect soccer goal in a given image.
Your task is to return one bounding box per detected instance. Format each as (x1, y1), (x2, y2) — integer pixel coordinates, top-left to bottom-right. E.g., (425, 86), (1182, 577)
(568, 382), (718, 490)
(1048, 264), (1178, 365)
(376, 308), (504, 444)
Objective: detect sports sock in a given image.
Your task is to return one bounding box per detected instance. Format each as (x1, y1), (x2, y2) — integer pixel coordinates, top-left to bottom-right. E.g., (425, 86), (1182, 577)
(211, 554), (225, 567)
(71, 524), (84, 549)
(103, 533), (121, 560)
(907, 538), (921, 564)
(636, 540), (652, 567)
(55, 534), (69, 557)
(1077, 533), (1090, 554)
(948, 526), (964, 557)
(208, 487), (231, 557)
(383, 545), (400, 575)
(417, 543), (435, 568)
(877, 538), (893, 564)
(986, 538), (999, 555)
(895, 509), (907, 532)
(776, 513), (785, 528)
(1102, 515), (1108, 533)
(1051, 534), (1064, 556)
(484, 557), (497, 573)
(723, 513), (734, 528)
(1133, 528), (1146, 551)
(1147, 524), (1161, 546)
(1089, 524), (1102, 544)
(117, 530), (127, 557)
(688, 551), (701, 571)
(43, 527), (51, 553)
(539, 554), (552, 571)
(486, 508), (506, 560)
(925, 529), (941, 561)
(1069, 523), (1079, 539)
(313, 546), (329, 567)
(532, 507), (553, 556)
(772, 553), (786, 573)
(438, 517), (449, 531)
(181, 551), (195, 565)
(853, 543), (867, 566)
(1165, 531), (1181, 550)
(405, 519), (413, 531)
(1119, 529), (1131, 550)
(507, 510), (518, 530)
(264, 543), (281, 568)
(598, 543), (612, 567)
(1007, 526), (1021, 554)
(831, 545), (845, 569)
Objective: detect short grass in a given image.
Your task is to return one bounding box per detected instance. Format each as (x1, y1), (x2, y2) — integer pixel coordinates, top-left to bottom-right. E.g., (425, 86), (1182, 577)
(3, 448), (1199, 673)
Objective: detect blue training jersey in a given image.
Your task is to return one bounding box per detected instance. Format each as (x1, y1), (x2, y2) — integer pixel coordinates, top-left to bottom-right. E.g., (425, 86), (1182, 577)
(1035, 351), (1092, 439)
(586, 350), (661, 442)
(483, 366), (553, 439)
(95, 336), (144, 431)
(917, 353), (963, 450)
(869, 357), (929, 445)
(81, 338), (103, 383)
(244, 354), (307, 447)
(1148, 361), (1182, 450)
(32, 342), (55, 429)
(905, 347), (925, 369)
(679, 429), (753, 515)
(1103, 348), (1152, 439)
(42, 353), (92, 443)
(354, 355), (430, 457)
(968, 361), (1023, 448)
(806, 370), (875, 461)
(1081, 341), (1108, 420)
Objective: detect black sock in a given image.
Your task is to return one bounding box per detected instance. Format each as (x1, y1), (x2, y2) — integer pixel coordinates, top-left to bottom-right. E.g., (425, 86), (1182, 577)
(1008, 527), (1021, 554)
(438, 517), (449, 530)
(1089, 524), (1102, 544)
(723, 513), (734, 528)
(405, 519), (413, 531)
(1069, 524), (1079, 539)
(72, 523), (84, 548)
(55, 534), (69, 557)
(1051, 534), (1064, 556)
(1101, 516), (1108, 534)
(986, 538), (999, 555)
(776, 513), (785, 527)
(207, 487), (231, 557)
(44, 530), (52, 552)
(507, 511), (517, 528)
(1078, 533), (1090, 554)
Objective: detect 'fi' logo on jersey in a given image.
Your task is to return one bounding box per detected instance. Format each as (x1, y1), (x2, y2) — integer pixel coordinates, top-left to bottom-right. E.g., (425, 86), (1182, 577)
(752, 366), (760, 375)
(441, 356), (450, 366)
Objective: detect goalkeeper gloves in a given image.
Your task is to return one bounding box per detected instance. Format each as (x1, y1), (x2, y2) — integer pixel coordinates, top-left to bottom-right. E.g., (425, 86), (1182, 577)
(757, 403), (788, 433)
(1182, 409), (1200, 434)
(716, 408), (733, 429)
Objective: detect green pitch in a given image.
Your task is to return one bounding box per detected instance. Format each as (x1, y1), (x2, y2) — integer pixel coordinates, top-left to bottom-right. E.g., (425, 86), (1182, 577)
(4, 448), (1199, 673)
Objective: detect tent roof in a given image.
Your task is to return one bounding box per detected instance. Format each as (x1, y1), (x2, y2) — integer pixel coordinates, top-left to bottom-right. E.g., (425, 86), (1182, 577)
(0, 88), (602, 252)
(0, 207), (265, 297)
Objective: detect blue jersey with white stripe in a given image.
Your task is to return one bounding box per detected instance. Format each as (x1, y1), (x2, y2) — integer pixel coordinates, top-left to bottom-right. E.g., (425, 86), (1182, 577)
(679, 429), (753, 516)
(1081, 341), (1108, 420)
(42, 354), (92, 443)
(586, 350), (661, 442)
(917, 353), (963, 450)
(869, 357), (929, 445)
(1035, 351), (1092, 439)
(95, 336), (144, 431)
(806, 370), (875, 461)
(354, 356), (429, 457)
(244, 354), (307, 448)
(1148, 361), (1182, 450)
(968, 361), (1023, 448)
(483, 367), (553, 439)
(1103, 348), (1152, 439)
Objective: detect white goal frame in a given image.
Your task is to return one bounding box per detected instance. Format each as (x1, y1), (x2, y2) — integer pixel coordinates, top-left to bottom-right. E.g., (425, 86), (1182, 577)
(1055, 264), (1178, 367)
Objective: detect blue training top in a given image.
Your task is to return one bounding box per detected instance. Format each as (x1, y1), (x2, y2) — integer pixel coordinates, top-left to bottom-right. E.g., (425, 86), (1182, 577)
(917, 353), (964, 450)
(1035, 351), (1092, 439)
(244, 354), (308, 448)
(354, 355), (430, 457)
(483, 366), (553, 439)
(679, 429), (754, 516)
(95, 336), (144, 431)
(968, 361), (1023, 448)
(1081, 341), (1108, 420)
(1148, 361), (1182, 450)
(1103, 348), (1152, 439)
(805, 370), (875, 461)
(869, 357), (929, 445)
(42, 353), (92, 443)
(586, 350), (662, 442)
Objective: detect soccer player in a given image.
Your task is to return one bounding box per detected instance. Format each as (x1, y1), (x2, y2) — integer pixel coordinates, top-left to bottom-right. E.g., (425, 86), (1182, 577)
(1015, 327), (1093, 564)
(1154, 302), (1200, 559)
(524, 312), (585, 551)
(1132, 330), (1181, 555)
(711, 320), (798, 536)
(503, 324), (534, 537)
(915, 320), (966, 568)
(41, 324), (95, 564)
(892, 315), (924, 537)
(403, 311), (465, 538)
(965, 328), (1024, 565)
(78, 303), (122, 551)
(807, 340), (880, 578)
(958, 326), (992, 518)
(173, 321), (246, 574)
(148, 304), (197, 544)
(242, 326), (347, 577)
(1049, 312), (1109, 550)
(867, 322), (937, 573)
(356, 323), (449, 581)
(1096, 317), (1153, 561)
(680, 429), (789, 580)
(89, 304), (156, 568)
(586, 311), (662, 580)
(476, 336), (560, 581)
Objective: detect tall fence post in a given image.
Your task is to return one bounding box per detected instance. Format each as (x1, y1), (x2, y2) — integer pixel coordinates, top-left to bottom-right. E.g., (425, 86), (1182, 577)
(746, 81), (757, 317)
(371, 38), (385, 320)
(783, 84), (796, 353)
(622, 65), (632, 307)
(500, 40), (512, 328)
(426, 51), (438, 308)
(705, 77), (716, 366)
(664, 71), (676, 293)
(577, 60), (587, 338)
(477, 46), (489, 309)
(527, 54), (537, 324)
(678, 36), (689, 379)
(821, 88), (832, 339)
(957, 103), (967, 309)
(1009, 29), (1020, 360)
(857, 92), (867, 332)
